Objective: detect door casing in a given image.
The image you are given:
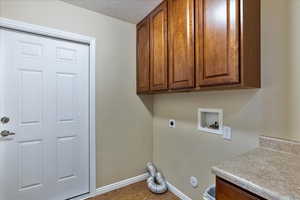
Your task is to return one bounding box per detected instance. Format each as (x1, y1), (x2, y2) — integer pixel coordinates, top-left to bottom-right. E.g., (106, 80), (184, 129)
(0, 17), (96, 199)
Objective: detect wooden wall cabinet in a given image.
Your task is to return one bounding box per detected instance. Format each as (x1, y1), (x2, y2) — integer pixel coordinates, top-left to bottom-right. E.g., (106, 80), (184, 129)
(150, 1), (169, 91)
(168, 0), (195, 90)
(216, 177), (265, 200)
(196, 0), (261, 89)
(137, 18), (150, 93)
(196, 0), (240, 86)
(136, 0), (261, 94)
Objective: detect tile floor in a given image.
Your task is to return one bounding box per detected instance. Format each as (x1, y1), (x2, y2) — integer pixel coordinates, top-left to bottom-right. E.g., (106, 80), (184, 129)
(89, 181), (180, 200)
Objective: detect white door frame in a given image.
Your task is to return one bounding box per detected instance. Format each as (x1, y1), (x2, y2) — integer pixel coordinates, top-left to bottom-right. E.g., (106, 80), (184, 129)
(0, 17), (97, 199)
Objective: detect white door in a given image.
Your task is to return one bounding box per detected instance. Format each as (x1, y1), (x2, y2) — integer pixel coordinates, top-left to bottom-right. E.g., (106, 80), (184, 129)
(0, 28), (90, 200)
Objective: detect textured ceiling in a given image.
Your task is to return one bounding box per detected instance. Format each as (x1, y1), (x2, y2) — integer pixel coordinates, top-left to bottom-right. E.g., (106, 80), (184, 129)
(61, 0), (163, 24)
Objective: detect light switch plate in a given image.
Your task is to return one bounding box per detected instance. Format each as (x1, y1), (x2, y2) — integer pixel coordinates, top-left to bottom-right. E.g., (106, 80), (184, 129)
(223, 126), (232, 140)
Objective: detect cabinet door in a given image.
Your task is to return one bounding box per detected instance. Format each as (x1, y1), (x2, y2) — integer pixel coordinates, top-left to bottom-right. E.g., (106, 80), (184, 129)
(137, 18), (150, 93)
(216, 177), (264, 200)
(168, 0), (195, 90)
(150, 1), (168, 91)
(196, 0), (240, 87)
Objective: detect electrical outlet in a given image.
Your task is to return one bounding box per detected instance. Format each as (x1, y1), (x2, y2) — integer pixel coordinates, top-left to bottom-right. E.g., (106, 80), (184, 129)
(190, 176), (198, 188)
(169, 119), (176, 128)
(223, 126), (232, 140)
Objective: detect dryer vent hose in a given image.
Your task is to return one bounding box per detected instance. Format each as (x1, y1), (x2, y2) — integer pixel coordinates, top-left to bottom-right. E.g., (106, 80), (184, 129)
(146, 162), (168, 194)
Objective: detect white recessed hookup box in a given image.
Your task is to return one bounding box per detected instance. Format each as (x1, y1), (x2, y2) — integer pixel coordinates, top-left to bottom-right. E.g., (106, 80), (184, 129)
(198, 108), (223, 135)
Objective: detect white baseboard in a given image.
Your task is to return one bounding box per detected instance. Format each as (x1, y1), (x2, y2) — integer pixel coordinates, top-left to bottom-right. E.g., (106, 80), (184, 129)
(167, 182), (193, 200)
(93, 173), (149, 197)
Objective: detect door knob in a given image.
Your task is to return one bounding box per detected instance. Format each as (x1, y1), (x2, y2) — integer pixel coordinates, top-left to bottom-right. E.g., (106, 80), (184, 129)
(1, 117), (10, 124)
(0, 130), (15, 137)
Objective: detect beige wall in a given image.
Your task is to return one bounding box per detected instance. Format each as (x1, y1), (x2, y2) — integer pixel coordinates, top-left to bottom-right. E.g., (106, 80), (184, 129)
(1, 0), (300, 199)
(288, 0), (300, 141)
(153, 0), (291, 199)
(0, 0), (153, 188)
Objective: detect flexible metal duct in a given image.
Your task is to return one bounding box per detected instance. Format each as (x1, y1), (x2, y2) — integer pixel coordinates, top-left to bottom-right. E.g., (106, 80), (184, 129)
(146, 162), (168, 194)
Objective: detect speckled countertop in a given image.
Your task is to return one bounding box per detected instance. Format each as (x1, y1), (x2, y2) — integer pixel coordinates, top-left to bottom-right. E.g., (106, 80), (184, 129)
(212, 136), (300, 200)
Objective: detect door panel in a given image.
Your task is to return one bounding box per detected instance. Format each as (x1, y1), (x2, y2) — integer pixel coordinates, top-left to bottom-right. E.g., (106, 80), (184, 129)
(19, 140), (43, 191)
(196, 0), (240, 86)
(168, 0), (195, 89)
(137, 18), (150, 93)
(150, 1), (168, 91)
(20, 70), (43, 124)
(0, 29), (89, 200)
(0, 30), (49, 200)
(57, 136), (76, 181)
(52, 38), (89, 200)
(56, 73), (76, 122)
